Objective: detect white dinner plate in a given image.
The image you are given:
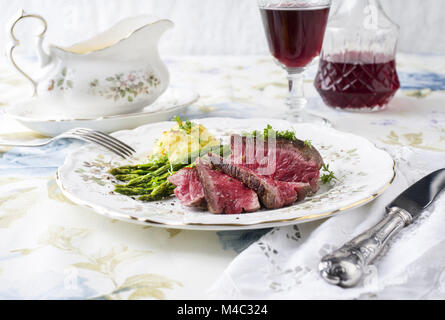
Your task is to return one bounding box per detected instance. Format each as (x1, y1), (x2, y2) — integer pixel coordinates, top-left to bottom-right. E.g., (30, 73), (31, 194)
(56, 118), (395, 231)
(3, 87), (199, 137)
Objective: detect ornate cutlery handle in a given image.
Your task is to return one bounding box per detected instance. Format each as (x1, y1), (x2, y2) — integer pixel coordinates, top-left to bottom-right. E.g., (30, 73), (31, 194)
(319, 207), (412, 288)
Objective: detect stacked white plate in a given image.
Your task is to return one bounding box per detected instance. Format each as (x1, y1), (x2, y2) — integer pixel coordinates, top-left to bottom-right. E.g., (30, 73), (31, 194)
(3, 87), (199, 137)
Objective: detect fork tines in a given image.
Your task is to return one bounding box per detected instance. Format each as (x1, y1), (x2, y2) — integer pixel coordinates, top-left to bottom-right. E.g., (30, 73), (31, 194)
(71, 128), (136, 158)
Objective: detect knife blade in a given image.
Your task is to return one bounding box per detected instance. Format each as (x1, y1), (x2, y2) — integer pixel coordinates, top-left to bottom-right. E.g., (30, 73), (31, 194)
(387, 169), (445, 218)
(319, 169), (445, 288)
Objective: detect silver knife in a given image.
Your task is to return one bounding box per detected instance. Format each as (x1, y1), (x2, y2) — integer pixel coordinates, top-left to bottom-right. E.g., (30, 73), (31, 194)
(319, 169), (445, 288)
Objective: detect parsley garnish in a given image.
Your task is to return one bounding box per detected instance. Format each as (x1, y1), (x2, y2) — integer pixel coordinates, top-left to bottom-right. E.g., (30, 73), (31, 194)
(174, 116), (193, 134)
(265, 125), (297, 141)
(245, 125), (297, 142)
(250, 130), (261, 138)
(304, 140), (313, 149)
(321, 164), (338, 184)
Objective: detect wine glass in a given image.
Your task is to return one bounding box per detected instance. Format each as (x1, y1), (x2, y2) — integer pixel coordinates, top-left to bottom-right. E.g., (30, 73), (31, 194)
(258, 0), (332, 124)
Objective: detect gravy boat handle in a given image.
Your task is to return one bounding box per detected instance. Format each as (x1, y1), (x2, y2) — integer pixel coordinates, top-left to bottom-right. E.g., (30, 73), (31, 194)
(8, 9), (49, 97)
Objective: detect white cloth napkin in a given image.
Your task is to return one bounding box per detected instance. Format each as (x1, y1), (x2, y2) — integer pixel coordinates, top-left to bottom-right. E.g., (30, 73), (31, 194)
(208, 147), (445, 300)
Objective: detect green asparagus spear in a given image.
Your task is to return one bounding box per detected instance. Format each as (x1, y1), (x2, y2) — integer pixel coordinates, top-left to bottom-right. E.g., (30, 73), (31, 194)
(114, 174), (142, 182)
(109, 156), (168, 175)
(110, 168), (158, 176)
(125, 162), (185, 187)
(138, 182), (176, 202)
(172, 144), (229, 165)
(114, 187), (155, 196)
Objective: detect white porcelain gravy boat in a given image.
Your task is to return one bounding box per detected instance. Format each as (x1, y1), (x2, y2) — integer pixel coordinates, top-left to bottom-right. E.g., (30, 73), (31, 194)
(7, 10), (174, 118)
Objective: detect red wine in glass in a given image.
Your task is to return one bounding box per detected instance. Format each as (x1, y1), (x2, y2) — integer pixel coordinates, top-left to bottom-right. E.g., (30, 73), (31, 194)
(260, 6), (330, 69)
(314, 51), (401, 111)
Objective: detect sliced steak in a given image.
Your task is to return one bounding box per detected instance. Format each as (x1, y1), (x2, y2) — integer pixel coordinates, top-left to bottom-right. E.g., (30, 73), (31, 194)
(195, 158), (260, 214)
(209, 154), (312, 209)
(230, 134), (323, 193)
(168, 168), (207, 208)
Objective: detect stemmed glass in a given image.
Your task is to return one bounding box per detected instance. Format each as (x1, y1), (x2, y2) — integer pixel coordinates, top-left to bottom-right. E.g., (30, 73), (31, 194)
(258, 0), (332, 124)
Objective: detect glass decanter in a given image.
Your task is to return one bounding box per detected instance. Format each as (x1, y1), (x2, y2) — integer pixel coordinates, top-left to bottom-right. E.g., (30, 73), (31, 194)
(314, 0), (400, 112)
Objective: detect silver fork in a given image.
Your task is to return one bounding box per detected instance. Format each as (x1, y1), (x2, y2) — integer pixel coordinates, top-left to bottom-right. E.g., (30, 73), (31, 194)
(0, 128), (136, 158)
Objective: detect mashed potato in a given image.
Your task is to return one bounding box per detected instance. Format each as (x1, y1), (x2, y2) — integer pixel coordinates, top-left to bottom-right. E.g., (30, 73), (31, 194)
(152, 119), (220, 163)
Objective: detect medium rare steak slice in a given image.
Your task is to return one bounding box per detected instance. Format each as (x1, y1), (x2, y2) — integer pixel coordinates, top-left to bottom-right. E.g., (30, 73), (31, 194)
(230, 135), (323, 193)
(209, 154), (312, 209)
(195, 158), (260, 214)
(168, 168), (207, 208)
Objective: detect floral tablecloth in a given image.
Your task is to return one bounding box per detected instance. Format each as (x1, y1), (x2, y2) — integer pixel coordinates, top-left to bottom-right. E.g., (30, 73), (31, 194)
(0, 54), (444, 299)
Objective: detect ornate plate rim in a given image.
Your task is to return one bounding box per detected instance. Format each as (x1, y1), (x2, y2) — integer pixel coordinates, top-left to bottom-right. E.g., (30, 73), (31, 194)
(55, 118), (396, 231)
(56, 169), (395, 230)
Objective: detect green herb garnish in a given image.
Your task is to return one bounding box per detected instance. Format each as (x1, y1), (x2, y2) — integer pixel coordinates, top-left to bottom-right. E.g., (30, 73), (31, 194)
(262, 124), (274, 139)
(321, 164), (338, 184)
(245, 125), (297, 142)
(304, 140), (313, 149)
(174, 116), (193, 134)
(264, 125), (297, 141)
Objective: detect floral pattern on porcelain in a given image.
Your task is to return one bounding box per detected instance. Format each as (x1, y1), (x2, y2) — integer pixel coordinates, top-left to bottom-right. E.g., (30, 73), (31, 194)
(47, 67), (74, 92)
(89, 70), (161, 103)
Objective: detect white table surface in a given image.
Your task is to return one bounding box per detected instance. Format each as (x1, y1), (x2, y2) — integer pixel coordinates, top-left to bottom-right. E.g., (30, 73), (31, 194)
(0, 54), (444, 299)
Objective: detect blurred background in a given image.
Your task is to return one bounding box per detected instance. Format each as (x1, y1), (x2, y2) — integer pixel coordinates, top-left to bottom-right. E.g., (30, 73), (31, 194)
(1, 0), (445, 58)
